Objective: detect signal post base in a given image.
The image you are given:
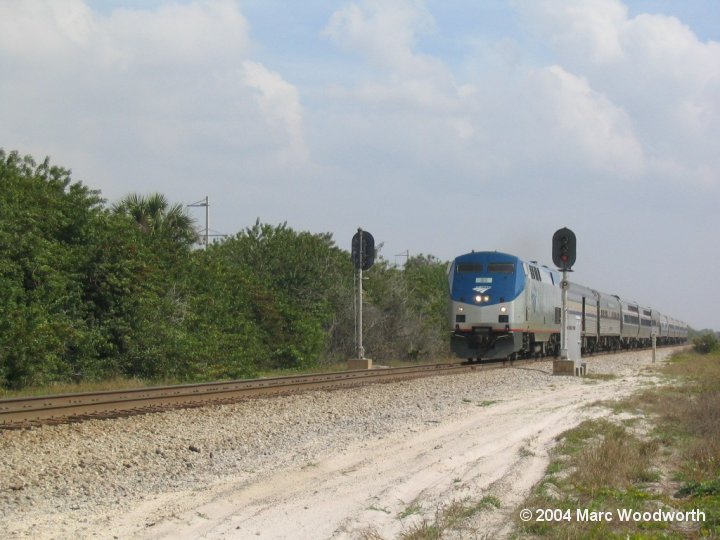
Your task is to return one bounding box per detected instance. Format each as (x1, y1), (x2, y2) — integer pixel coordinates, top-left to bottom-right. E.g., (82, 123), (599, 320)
(348, 358), (373, 370)
(553, 360), (586, 376)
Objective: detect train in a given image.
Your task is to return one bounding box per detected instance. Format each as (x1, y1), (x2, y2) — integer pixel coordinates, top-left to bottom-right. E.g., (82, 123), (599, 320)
(448, 251), (687, 361)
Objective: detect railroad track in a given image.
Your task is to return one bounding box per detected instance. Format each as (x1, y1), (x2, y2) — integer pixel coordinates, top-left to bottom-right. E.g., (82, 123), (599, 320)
(0, 359), (536, 429)
(2, 344), (686, 429)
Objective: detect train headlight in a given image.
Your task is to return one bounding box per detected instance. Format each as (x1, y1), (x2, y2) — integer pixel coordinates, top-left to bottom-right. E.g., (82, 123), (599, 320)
(484, 295), (490, 302)
(474, 295), (483, 303)
(500, 306), (507, 313)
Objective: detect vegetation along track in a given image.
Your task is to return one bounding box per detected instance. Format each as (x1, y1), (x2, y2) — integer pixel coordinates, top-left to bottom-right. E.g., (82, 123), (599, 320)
(0, 360), (539, 429)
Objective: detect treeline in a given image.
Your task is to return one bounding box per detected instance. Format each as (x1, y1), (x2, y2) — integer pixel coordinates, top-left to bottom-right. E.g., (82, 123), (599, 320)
(0, 150), (449, 390)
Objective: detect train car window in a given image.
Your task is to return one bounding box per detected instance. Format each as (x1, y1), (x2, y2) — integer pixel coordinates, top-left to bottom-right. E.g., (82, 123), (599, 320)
(457, 263), (483, 273)
(488, 263), (514, 273)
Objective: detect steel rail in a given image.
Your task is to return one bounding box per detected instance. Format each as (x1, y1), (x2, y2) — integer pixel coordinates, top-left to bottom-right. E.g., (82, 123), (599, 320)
(0, 360), (531, 429)
(1, 344), (685, 429)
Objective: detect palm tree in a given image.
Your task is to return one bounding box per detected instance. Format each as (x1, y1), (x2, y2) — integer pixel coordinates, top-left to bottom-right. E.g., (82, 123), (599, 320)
(113, 193), (197, 247)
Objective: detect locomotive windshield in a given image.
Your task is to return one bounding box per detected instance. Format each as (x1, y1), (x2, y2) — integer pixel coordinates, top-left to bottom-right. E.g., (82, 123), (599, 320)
(487, 263), (514, 273)
(456, 263), (483, 273)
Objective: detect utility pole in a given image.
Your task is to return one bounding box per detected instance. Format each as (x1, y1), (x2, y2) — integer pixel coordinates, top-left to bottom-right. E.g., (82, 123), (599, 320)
(187, 196), (209, 249)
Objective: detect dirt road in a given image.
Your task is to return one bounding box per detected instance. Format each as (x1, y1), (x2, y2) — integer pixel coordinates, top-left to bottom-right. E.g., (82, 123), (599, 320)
(111, 353), (666, 539)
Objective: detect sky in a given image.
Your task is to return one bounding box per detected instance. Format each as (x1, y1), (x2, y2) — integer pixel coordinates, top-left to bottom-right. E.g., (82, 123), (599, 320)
(1, 0), (719, 330)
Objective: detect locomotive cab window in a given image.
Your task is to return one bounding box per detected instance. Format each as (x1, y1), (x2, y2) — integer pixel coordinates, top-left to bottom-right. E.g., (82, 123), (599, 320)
(488, 263), (514, 273)
(457, 263), (483, 273)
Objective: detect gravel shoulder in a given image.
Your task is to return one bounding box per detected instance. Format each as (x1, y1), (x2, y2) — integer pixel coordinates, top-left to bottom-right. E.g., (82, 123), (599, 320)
(1, 348), (679, 539)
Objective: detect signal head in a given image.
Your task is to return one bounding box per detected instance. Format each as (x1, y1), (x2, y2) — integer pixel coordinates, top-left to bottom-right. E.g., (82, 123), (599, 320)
(552, 227), (576, 270)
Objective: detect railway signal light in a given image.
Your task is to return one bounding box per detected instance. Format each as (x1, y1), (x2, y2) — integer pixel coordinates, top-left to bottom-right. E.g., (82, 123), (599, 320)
(352, 229), (375, 271)
(352, 228), (375, 363)
(552, 227), (576, 271)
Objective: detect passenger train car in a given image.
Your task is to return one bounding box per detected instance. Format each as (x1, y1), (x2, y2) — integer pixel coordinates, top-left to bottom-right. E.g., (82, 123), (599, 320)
(448, 251), (687, 361)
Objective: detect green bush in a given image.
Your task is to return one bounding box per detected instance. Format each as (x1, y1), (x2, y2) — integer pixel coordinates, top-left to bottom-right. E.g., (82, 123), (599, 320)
(1, 150), (453, 390)
(693, 333), (720, 354)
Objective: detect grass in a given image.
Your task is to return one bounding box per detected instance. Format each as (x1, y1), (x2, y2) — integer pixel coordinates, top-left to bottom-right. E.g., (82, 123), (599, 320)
(399, 497), (501, 540)
(583, 373), (618, 382)
(0, 376), (181, 399)
(398, 501), (424, 519)
(519, 439), (537, 458)
(358, 495), (503, 539)
(477, 400), (498, 407)
(0, 357), (460, 400)
(515, 349), (720, 539)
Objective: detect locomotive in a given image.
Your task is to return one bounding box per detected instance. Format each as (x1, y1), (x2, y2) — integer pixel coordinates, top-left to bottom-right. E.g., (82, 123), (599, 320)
(448, 251), (687, 361)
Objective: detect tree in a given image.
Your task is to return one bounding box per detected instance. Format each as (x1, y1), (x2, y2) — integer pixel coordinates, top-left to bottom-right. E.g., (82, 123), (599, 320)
(1, 149), (455, 389)
(0, 152), (197, 387)
(402, 254), (450, 357)
(112, 192), (197, 248)
(343, 253), (450, 362)
(209, 221), (351, 370)
(0, 150), (106, 387)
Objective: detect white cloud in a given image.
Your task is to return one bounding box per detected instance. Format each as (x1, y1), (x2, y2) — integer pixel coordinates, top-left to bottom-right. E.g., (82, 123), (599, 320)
(0, 0), (305, 197)
(323, 0), (461, 114)
(524, 65), (644, 176)
(0, 0), (249, 68)
(0, 0), (94, 58)
(512, 0), (628, 63)
(99, 0), (250, 70)
(319, 0), (649, 189)
(242, 60), (307, 163)
(513, 0), (720, 187)
(324, 0), (436, 74)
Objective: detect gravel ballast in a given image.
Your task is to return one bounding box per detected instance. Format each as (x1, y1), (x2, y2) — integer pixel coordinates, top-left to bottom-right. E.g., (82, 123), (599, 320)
(0, 349), (678, 537)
